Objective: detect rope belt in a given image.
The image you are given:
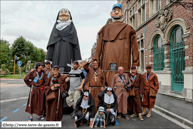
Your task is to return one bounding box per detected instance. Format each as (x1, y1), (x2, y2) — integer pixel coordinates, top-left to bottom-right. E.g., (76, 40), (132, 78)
(90, 87), (102, 88)
(114, 87), (126, 90)
(82, 108), (87, 116)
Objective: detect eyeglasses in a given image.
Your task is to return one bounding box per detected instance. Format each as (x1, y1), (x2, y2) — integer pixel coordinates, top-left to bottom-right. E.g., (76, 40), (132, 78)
(107, 90), (112, 92)
(84, 95), (89, 97)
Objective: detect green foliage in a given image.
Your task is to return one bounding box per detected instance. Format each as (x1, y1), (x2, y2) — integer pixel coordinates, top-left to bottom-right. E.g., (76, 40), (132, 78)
(11, 36), (26, 57)
(2, 36), (46, 72)
(38, 48), (46, 63)
(0, 64), (9, 73)
(0, 39), (10, 66)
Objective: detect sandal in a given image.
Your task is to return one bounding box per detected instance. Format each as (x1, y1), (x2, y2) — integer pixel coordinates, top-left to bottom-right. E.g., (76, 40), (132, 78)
(38, 116), (44, 120)
(28, 118), (33, 121)
(117, 115), (121, 119)
(146, 113), (151, 118)
(87, 120), (90, 125)
(130, 114), (137, 117)
(80, 121), (83, 125)
(141, 111), (146, 115)
(125, 117), (129, 120)
(139, 115), (144, 120)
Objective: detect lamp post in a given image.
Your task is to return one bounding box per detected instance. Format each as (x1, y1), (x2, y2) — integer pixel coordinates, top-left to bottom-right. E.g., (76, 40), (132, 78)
(170, 0), (193, 10)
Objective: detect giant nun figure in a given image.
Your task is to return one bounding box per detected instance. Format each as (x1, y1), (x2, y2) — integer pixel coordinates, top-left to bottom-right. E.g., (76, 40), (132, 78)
(46, 8), (82, 73)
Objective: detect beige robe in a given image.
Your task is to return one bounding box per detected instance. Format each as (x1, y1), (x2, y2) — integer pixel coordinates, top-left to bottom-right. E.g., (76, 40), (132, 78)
(111, 73), (129, 115)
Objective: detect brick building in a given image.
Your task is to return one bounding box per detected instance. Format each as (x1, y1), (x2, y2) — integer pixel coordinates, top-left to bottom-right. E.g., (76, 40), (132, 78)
(117, 0), (193, 101)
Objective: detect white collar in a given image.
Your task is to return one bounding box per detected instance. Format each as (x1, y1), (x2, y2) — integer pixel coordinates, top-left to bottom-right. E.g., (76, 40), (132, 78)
(56, 19), (72, 31)
(80, 99), (90, 109)
(104, 93), (114, 104)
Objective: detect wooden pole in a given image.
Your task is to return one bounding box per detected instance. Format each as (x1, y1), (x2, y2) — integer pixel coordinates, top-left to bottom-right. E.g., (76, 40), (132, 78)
(14, 55), (16, 76)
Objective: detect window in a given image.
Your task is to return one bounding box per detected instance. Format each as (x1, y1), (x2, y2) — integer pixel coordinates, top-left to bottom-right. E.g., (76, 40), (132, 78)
(129, 7), (135, 28)
(138, 39), (144, 72)
(138, 0), (146, 26)
(149, 0), (160, 17)
(153, 35), (164, 71)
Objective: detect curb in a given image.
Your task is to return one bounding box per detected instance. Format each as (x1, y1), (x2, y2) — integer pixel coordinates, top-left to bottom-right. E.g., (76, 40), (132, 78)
(154, 105), (193, 128)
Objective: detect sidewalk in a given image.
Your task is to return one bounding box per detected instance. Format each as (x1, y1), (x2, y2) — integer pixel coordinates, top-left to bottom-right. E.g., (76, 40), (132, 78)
(155, 93), (193, 127)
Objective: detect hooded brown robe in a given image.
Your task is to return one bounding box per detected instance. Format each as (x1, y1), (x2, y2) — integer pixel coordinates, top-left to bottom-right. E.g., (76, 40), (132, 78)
(111, 73), (129, 115)
(142, 72), (159, 109)
(24, 70), (48, 116)
(128, 73), (144, 113)
(45, 74), (67, 121)
(44, 68), (53, 79)
(95, 21), (139, 86)
(83, 62), (105, 113)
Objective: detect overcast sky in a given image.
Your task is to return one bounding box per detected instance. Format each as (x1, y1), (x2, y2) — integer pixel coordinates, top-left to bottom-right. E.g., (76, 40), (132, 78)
(1, 0), (116, 60)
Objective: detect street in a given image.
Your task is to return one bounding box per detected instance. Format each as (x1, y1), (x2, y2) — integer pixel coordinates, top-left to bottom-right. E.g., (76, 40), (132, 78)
(0, 79), (189, 129)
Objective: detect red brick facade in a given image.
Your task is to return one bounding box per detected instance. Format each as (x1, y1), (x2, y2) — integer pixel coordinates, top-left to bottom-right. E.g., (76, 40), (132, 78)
(119, 0), (193, 69)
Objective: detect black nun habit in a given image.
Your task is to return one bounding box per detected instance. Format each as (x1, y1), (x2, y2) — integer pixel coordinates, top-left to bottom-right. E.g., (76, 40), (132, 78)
(98, 87), (118, 126)
(75, 92), (95, 127)
(46, 8), (82, 73)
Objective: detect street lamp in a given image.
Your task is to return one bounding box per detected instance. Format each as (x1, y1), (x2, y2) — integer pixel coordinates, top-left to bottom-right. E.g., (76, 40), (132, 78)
(170, 0), (193, 10)
(28, 60), (31, 72)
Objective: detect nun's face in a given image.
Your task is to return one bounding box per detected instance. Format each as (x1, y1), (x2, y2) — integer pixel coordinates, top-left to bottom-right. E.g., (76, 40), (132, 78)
(107, 90), (112, 96)
(59, 9), (70, 21)
(83, 95), (89, 100)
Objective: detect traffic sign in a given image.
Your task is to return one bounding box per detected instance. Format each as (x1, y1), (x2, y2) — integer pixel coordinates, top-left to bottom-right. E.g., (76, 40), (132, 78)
(17, 61), (22, 67)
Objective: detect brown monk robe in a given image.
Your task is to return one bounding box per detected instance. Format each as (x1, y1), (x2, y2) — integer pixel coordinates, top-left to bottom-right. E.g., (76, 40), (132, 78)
(45, 65), (67, 121)
(44, 61), (53, 79)
(95, 5), (139, 87)
(142, 65), (159, 118)
(83, 59), (105, 113)
(128, 66), (144, 120)
(111, 67), (130, 120)
(24, 62), (48, 121)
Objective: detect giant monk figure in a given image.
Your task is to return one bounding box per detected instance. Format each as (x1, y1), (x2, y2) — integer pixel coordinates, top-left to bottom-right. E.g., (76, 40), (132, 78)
(95, 4), (139, 86)
(46, 8), (82, 73)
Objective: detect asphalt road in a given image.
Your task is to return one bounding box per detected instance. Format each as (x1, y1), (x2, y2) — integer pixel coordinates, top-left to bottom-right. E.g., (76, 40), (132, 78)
(0, 79), (186, 129)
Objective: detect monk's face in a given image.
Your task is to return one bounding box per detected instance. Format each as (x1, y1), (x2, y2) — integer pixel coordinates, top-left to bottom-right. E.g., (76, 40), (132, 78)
(45, 63), (51, 69)
(92, 61), (98, 69)
(83, 95), (89, 100)
(131, 69), (136, 73)
(146, 68), (151, 73)
(118, 67), (124, 75)
(107, 90), (112, 96)
(111, 7), (122, 19)
(58, 9), (70, 21)
(73, 63), (79, 70)
(53, 68), (59, 75)
(37, 66), (42, 72)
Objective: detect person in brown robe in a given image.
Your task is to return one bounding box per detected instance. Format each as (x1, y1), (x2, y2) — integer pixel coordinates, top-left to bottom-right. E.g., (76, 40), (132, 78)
(128, 66), (144, 120)
(44, 61), (53, 78)
(111, 66), (130, 120)
(45, 65), (67, 121)
(142, 65), (159, 118)
(95, 3), (139, 87)
(24, 62), (48, 121)
(83, 58), (105, 113)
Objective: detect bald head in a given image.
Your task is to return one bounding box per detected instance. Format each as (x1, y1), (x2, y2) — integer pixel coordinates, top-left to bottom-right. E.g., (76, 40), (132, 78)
(118, 66), (124, 75)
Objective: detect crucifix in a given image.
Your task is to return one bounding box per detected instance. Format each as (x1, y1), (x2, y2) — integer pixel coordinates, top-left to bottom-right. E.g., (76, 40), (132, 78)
(93, 75), (98, 82)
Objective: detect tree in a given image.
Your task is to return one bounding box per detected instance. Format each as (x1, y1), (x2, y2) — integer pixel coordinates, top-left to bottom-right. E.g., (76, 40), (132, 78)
(11, 36), (26, 57)
(24, 41), (34, 72)
(38, 48), (46, 63)
(29, 47), (41, 68)
(0, 39), (10, 66)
